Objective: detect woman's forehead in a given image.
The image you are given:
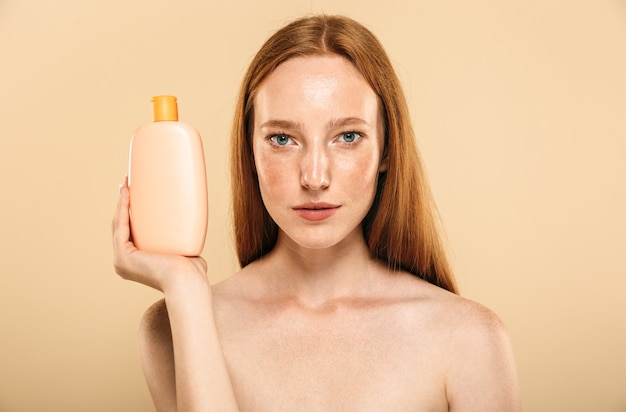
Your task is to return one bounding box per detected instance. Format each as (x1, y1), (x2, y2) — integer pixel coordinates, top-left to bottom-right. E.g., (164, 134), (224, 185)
(254, 55), (379, 125)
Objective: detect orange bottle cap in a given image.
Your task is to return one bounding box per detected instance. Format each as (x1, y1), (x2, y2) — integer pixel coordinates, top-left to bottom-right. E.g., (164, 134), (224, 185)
(151, 95), (178, 121)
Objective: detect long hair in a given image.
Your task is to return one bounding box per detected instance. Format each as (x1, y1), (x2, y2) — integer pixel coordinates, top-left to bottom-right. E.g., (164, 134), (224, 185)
(230, 14), (458, 293)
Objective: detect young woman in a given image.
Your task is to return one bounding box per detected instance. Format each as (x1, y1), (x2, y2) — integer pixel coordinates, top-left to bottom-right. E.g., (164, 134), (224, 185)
(113, 14), (521, 411)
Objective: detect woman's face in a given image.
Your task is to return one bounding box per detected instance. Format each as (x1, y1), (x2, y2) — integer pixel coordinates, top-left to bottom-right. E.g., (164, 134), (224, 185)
(252, 55), (386, 250)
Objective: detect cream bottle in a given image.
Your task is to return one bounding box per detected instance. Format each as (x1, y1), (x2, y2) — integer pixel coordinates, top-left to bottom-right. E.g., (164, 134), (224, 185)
(128, 95), (208, 256)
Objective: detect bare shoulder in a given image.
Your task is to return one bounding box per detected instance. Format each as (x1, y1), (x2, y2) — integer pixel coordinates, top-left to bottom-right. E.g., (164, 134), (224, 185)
(437, 292), (516, 374)
(436, 288), (509, 339)
(140, 298), (170, 335)
(429, 289), (522, 411)
(391, 273), (509, 340)
(383, 273), (521, 411)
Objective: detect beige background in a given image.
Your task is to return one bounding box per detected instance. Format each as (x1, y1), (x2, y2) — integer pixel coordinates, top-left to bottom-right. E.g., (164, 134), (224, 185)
(1, 0), (624, 410)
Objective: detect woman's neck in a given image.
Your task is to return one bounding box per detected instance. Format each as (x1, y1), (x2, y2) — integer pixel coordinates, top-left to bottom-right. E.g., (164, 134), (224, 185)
(258, 228), (386, 309)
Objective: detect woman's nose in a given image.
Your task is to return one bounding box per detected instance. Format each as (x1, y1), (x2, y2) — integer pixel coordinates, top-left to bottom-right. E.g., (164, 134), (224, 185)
(300, 145), (330, 190)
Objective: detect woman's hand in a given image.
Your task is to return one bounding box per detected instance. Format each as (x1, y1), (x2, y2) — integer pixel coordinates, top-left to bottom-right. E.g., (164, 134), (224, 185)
(111, 177), (209, 293)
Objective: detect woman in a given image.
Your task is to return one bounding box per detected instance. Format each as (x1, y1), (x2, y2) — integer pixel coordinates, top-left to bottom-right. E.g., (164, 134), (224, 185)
(113, 14), (521, 411)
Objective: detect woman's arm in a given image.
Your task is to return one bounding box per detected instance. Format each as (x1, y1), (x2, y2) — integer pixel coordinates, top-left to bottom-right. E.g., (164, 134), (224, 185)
(112, 181), (239, 411)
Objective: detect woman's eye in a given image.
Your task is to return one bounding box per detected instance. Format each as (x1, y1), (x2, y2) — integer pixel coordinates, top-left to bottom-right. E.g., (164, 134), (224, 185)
(270, 134), (292, 146)
(339, 131), (361, 144)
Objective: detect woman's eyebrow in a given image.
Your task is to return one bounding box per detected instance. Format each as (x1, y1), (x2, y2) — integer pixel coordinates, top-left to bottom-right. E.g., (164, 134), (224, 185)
(327, 117), (370, 128)
(259, 119), (303, 130)
(259, 117), (370, 130)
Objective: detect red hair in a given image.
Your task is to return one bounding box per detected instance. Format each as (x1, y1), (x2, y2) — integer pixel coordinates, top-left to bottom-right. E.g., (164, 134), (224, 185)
(230, 15), (457, 293)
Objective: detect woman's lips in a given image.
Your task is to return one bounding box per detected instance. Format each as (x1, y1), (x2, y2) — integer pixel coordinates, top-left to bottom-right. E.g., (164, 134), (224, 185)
(293, 202), (340, 221)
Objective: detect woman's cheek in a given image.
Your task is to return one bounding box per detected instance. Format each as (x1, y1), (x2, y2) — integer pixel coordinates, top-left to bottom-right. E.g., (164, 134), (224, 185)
(338, 152), (380, 184)
(256, 156), (291, 200)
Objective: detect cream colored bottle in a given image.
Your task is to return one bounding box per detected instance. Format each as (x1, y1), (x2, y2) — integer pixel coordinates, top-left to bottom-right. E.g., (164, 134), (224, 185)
(128, 95), (207, 256)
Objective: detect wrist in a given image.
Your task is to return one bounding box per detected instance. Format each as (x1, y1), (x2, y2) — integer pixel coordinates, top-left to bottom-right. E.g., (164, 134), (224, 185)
(162, 271), (212, 302)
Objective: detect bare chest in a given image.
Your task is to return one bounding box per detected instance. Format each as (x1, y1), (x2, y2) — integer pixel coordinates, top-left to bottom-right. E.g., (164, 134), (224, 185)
(216, 302), (449, 412)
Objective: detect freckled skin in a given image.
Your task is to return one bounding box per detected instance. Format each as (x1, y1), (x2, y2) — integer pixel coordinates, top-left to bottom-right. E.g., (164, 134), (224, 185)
(252, 55), (386, 250)
(131, 55), (521, 412)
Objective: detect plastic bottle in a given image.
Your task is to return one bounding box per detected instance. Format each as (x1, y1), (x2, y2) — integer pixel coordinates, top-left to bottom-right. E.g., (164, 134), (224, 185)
(128, 95), (207, 256)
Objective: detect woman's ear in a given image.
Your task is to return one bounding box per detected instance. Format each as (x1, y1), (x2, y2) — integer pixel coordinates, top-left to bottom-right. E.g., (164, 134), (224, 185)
(379, 156), (389, 172)
(377, 112), (388, 172)
(379, 146), (389, 172)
